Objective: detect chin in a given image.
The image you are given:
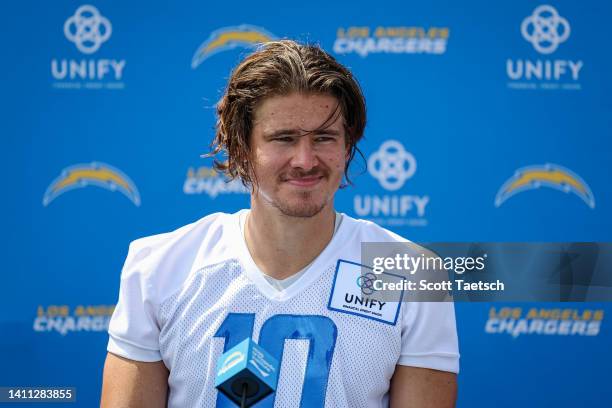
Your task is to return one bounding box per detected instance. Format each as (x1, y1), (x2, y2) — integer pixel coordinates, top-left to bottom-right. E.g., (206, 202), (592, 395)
(274, 197), (329, 218)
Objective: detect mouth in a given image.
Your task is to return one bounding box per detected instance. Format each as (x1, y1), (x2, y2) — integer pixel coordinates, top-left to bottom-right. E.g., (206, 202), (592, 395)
(284, 175), (324, 187)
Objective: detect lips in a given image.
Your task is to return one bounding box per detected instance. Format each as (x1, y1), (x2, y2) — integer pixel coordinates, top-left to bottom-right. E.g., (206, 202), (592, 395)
(284, 175), (324, 187)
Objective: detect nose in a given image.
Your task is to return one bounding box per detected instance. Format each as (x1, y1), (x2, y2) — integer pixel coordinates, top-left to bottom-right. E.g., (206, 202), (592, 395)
(290, 137), (318, 171)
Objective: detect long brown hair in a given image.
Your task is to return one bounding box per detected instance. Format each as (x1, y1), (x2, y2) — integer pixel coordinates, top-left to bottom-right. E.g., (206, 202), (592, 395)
(208, 40), (366, 187)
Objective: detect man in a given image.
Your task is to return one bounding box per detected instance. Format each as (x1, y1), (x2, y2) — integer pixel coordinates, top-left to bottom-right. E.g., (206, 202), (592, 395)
(101, 40), (459, 407)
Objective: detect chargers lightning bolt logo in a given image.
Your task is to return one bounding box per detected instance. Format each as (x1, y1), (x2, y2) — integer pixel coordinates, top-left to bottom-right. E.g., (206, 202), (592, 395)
(191, 25), (276, 69)
(43, 162), (141, 206)
(495, 163), (595, 208)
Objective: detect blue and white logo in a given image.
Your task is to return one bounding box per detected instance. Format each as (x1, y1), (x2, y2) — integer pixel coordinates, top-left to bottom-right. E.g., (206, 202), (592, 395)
(64, 5), (112, 54)
(354, 139), (429, 227)
(368, 140), (416, 191)
(356, 273), (378, 295)
(521, 5), (570, 55)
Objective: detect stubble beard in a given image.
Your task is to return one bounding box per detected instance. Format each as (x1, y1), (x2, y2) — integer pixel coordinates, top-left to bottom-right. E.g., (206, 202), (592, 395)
(273, 190), (330, 218)
(253, 167), (341, 218)
(272, 168), (333, 217)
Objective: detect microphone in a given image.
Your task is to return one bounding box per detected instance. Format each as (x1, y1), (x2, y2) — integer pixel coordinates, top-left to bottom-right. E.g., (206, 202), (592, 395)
(215, 338), (279, 407)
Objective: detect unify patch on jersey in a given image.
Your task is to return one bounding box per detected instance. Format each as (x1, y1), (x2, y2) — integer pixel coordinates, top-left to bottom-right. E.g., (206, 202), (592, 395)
(327, 260), (404, 325)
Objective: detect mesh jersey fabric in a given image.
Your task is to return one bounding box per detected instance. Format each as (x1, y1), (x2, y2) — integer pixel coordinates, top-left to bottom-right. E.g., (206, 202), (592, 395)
(255, 211), (343, 291)
(107, 210), (459, 407)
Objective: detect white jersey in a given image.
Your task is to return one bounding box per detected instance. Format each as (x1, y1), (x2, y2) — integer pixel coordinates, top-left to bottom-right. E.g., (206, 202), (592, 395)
(107, 210), (459, 407)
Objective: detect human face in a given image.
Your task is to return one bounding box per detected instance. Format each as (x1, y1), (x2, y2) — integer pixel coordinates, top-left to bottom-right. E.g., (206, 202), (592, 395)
(249, 92), (347, 218)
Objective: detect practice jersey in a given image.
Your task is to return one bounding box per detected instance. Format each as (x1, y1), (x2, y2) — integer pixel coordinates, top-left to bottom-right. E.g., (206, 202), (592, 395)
(107, 210), (459, 407)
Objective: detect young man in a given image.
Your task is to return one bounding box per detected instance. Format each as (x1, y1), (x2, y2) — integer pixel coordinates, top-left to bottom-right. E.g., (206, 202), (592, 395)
(101, 40), (459, 407)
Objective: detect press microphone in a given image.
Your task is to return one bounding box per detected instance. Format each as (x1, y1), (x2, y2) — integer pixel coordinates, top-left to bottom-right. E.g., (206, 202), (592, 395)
(215, 338), (279, 407)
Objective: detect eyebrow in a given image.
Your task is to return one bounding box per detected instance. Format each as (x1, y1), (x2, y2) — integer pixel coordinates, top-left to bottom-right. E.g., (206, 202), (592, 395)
(264, 128), (341, 139)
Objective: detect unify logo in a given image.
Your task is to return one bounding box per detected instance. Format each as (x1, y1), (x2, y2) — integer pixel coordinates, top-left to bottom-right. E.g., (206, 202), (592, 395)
(328, 261), (402, 324)
(368, 140), (416, 191)
(521, 4), (570, 54)
(507, 5), (582, 90)
(346, 272), (386, 311)
(64, 4), (112, 54)
(356, 273), (378, 295)
(354, 140), (429, 227)
(51, 4), (126, 90)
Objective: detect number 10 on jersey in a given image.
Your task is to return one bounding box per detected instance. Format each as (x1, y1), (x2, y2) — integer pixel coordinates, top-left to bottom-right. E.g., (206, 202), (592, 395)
(214, 313), (338, 407)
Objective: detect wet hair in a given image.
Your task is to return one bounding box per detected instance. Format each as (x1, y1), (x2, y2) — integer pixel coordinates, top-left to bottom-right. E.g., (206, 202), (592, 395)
(208, 40), (366, 186)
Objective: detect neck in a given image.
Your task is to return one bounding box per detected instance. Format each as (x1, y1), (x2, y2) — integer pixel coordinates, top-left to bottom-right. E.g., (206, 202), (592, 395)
(244, 199), (336, 280)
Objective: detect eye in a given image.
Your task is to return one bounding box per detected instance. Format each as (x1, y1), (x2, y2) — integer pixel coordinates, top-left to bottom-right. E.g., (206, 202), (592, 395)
(272, 136), (295, 143)
(315, 135), (336, 143)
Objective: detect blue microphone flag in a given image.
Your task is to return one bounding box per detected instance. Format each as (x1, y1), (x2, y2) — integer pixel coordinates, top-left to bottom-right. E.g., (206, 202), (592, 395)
(215, 337), (279, 407)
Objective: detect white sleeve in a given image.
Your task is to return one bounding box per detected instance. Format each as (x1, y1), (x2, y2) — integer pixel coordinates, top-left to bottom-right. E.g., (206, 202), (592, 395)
(398, 301), (460, 373)
(107, 240), (162, 362)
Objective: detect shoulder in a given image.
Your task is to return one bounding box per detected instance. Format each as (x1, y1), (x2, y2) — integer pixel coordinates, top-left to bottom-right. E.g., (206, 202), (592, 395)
(119, 211), (241, 301)
(341, 214), (440, 257)
(124, 212), (229, 269)
(340, 213), (410, 244)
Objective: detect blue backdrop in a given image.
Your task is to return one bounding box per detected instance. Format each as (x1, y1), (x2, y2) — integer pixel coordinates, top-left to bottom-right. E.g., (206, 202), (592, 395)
(2, 0), (611, 406)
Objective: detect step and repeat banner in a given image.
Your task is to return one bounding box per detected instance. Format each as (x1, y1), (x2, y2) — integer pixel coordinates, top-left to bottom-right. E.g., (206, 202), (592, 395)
(3, 0), (611, 406)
